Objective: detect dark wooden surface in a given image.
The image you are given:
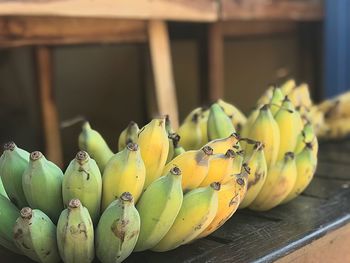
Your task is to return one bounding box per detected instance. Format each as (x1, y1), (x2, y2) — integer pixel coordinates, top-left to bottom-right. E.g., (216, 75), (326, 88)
(2, 139), (350, 262)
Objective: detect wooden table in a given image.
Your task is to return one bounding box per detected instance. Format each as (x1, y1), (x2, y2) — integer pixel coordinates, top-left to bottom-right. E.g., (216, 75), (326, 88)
(2, 138), (350, 262)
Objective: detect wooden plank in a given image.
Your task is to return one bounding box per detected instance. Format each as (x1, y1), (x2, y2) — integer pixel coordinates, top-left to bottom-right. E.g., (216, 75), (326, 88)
(277, 223), (350, 263)
(221, 0), (324, 21)
(36, 46), (63, 167)
(208, 23), (224, 102)
(0, 16), (147, 47)
(148, 20), (179, 128)
(222, 21), (297, 37)
(0, 0), (218, 22)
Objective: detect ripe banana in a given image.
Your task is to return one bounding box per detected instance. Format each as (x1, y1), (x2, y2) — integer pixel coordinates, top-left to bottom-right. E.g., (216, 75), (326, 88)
(0, 194), (21, 254)
(274, 98), (300, 161)
(257, 85), (274, 106)
(96, 192), (140, 263)
(13, 207), (60, 263)
(102, 143), (145, 211)
(205, 132), (240, 154)
(57, 199), (94, 263)
(79, 122), (114, 172)
(62, 151), (102, 224)
(0, 142), (29, 207)
(22, 151), (63, 223)
(177, 109), (202, 150)
(152, 182), (220, 252)
(246, 105), (280, 168)
(199, 149), (236, 187)
(135, 167), (183, 251)
(217, 99), (247, 131)
(208, 103), (236, 140)
(289, 83), (312, 109)
(317, 91), (350, 120)
(280, 79), (296, 96)
(199, 108), (209, 146)
(162, 146), (213, 191)
(249, 152), (297, 211)
(198, 165), (249, 238)
(138, 118), (169, 189)
(118, 121), (139, 152)
(270, 87), (284, 115)
(239, 142), (267, 209)
(282, 143), (317, 203)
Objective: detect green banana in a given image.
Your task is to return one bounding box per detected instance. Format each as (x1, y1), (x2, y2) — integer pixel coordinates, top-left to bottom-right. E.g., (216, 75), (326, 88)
(57, 199), (94, 263)
(208, 103), (236, 140)
(0, 176), (8, 199)
(270, 87), (284, 115)
(13, 207), (60, 262)
(0, 194), (21, 254)
(22, 151), (63, 223)
(62, 151), (102, 225)
(199, 108), (209, 146)
(79, 121), (114, 172)
(0, 142), (29, 207)
(118, 121), (139, 152)
(177, 110), (202, 150)
(102, 143), (145, 211)
(217, 99), (247, 132)
(152, 182), (219, 252)
(96, 192), (140, 263)
(135, 167), (183, 251)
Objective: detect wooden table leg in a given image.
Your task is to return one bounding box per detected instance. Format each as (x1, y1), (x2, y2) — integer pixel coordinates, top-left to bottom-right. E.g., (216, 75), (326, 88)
(36, 46), (63, 167)
(148, 20), (179, 128)
(208, 22), (224, 103)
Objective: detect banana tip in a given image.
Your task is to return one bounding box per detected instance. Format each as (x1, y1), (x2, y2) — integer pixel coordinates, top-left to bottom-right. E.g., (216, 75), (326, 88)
(210, 182), (221, 191)
(76, 151), (89, 161)
(127, 142), (139, 151)
(3, 141), (16, 151)
(170, 166), (181, 176)
(20, 207), (33, 219)
(30, 151), (43, 161)
(120, 192), (133, 202)
(69, 199), (81, 209)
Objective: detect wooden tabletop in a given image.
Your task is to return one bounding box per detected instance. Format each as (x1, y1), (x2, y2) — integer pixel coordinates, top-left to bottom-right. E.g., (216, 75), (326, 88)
(2, 138), (350, 262)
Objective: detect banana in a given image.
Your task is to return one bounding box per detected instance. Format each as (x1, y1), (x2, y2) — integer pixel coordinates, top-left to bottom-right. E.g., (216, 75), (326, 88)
(62, 151), (102, 224)
(289, 83), (312, 109)
(79, 122), (114, 172)
(205, 132), (240, 154)
(0, 142), (29, 207)
(282, 143), (317, 203)
(168, 133), (185, 161)
(217, 99), (247, 131)
(0, 194), (21, 254)
(96, 192), (140, 263)
(199, 108), (209, 146)
(274, 98), (300, 161)
(0, 176), (8, 199)
(57, 199), (94, 263)
(162, 146), (213, 191)
(199, 149), (236, 187)
(249, 152), (297, 211)
(208, 103), (236, 140)
(295, 122), (318, 159)
(13, 207), (60, 263)
(22, 151), (63, 223)
(317, 91), (350, 120)
(118, 121), (139, 152)
(197, 165), (249, 238)
(135, 167), (183, 251)
(270, 87), (284, 115)
(246, 105), (280, 168)
(138, 118), (169, 189)
(280, 79), (296, 96)
(152, 182), (220, 252)
(257, 85), (274, 106)
(165, 115), (176, 163)
(177, 110), (202, 150)
(323, 117), (350, 139)
(239, 142), (267, 209)
(240, 107), (259, 150)
(102, 143), (145, 211)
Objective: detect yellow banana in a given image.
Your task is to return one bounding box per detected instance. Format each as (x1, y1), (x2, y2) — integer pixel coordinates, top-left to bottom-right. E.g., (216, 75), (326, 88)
(162, 146), (213, 192)
(280, 79), (296, 96)
(217, 99), (247, 132)
(152, 182), (220, 252)
(249, 152), (297, 211)
(199, 108), (209, 146)
(239, 142), (267, 209)
(317, 91), (350, 120)
(208, 103), (236, 140)
(324, 117), (350, 139)
(257, 85), (274, 106)
(177, 108), (203, 150)
(138, 118), (169, 189)
(289, 83), (313, 109)
(205, 132), (240, 154)
(270, 87), (284, 115)
(118, 121), (139, 152)
(221, 150), (244, 183)
(241, 107), (259, 139)
(199, 149), (236, 187)
(282, 143), (317, 203)
(102, 142), (145, 211)
(246, 105), (280, 168)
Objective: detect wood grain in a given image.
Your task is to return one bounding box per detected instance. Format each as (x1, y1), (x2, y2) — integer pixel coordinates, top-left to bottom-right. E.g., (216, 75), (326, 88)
(0, 0), (218, 22)
(221, 0), (324, 21)
(148, 20), (179, 128)
(0, 16), (147, 47)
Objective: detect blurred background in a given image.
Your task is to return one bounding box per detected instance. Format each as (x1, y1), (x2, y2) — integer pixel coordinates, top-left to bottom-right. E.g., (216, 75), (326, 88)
(0, 0), (347, 165)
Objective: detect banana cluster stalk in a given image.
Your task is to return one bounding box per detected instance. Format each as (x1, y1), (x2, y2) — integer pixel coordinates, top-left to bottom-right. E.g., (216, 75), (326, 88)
(0, 142), (29, 208)
(62, 151), (102, 225)
(57, 199), (94, 263)
(96, 192), (140, 263)
(13, 207), (60, 263)
(22, 151), (63, 223)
